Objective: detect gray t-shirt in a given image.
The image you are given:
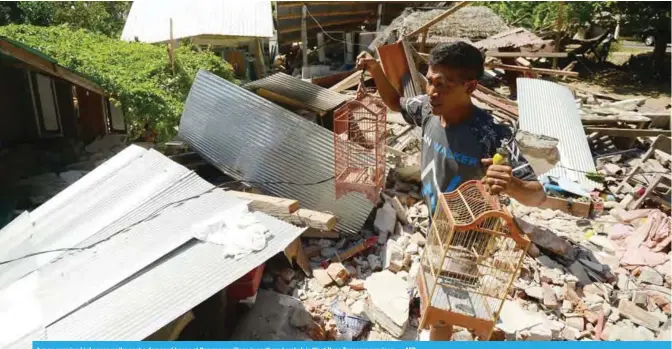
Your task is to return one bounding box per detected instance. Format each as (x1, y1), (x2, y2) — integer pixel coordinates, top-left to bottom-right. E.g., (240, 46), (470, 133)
(399, 94), (536, 213)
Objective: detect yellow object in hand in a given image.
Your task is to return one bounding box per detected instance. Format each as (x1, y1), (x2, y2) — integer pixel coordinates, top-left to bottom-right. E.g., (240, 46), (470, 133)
(493, 153), (506, 165)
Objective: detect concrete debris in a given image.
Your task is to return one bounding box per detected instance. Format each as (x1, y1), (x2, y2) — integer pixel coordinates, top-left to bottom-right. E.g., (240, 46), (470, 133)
(374, 203), (397, 236)
(514, 130), (560, 176)
(313, 268), (334, 287)
(410, 232), (426, 246)
(326, 263), (350, 286)
(639, 267), (664, 286)
(619, 299), (662, 331)
(365, 270), (410, 338)
(383, 239), (404, 273)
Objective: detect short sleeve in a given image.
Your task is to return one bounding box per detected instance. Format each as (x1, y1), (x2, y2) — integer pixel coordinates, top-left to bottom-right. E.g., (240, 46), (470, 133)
(399, 95), (427, 127)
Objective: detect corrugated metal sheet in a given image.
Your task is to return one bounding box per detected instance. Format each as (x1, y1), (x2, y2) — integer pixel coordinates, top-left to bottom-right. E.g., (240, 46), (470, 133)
(517, 78), (599, 191)
(121, 0), (273, 43)
(44, 210), (302, 341)
(244, 73), (350, 113)
(1, 145), (305, 347)
(179, 70), (375, 235)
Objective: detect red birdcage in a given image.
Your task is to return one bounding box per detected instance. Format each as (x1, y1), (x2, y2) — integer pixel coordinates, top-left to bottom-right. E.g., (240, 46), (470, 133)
(333, 74), (387, 204)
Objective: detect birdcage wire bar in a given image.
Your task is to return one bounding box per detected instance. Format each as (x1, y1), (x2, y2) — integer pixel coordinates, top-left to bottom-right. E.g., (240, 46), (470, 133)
(333, 93), (387, 204)
(417, 180), (530, 340)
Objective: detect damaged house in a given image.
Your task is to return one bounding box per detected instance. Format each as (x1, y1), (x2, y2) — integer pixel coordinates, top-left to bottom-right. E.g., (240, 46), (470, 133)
(0, 36), (127, 228)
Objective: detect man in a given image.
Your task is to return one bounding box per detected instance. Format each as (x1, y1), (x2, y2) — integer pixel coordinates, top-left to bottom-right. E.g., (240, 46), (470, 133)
(357, 41), (546, 213)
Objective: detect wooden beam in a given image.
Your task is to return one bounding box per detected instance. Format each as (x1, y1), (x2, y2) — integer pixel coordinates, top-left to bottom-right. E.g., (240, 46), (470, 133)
(301, 5), (308, 78)
(302, 228), (340, 239)
(278, 10), (374, 20)
(280, 18), (374, 35)
(255, 88), (326, 115)
(0, 39), (105, 95)
(403, 1), (471, 40)
(229, 190), (300, 214)
(275, 209), (338, 231)
(280, 1), (360, 8)
(486, 62), (579, 77)
(284, 238), (312, 276)
(583, 127), (671, 138)
(485, 51), (568, 58)
(329, 71), (372, 93)
(472, 88), (519, 117)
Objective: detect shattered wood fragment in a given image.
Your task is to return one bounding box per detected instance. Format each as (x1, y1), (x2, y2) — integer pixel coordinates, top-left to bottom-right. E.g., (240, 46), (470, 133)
(486, 63), (579, 77)
(230, 190), (300, 214)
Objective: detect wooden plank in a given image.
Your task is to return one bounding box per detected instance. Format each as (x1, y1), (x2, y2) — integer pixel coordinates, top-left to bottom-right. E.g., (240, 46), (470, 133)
(486, 62), (579, 77)
(472, 89), (519, 117)
(485, 51), (568, 58)
(301, 5), (308, 77)
(302, 228), (340, 239)
(403, 1), (471, 40)
(278, 10), (374, 20)
(329, 71), (372, 93)
(229, 190), (300, 215)
(284, 238), (312, 276)
(255, 88), (325, 115)
(540, 196), (591, 218)
(274, 209), (338, 231)
(583, 127), (671, 138)
(280, 18), (373, 34)
(280, 1), (360, 8)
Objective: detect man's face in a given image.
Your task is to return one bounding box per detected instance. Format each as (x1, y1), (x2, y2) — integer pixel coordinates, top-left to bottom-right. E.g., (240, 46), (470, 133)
(425, 64), (477, 117)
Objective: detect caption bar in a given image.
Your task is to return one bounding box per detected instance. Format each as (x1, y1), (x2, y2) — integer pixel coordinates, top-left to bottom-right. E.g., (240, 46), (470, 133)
(33, 341), (672, 349)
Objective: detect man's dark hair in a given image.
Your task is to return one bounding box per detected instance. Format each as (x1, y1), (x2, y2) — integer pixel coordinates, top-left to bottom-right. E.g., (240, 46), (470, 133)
(428, 41), (485, 81)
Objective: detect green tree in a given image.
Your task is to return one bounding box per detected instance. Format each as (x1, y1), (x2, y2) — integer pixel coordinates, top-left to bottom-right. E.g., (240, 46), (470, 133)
(611, 1), (670, 79)
(0, 24), (235, 141)
(0, 1), (131, 37)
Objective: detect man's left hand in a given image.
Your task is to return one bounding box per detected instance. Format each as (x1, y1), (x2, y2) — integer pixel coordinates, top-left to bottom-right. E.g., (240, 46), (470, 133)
(481, 158), (513, 195)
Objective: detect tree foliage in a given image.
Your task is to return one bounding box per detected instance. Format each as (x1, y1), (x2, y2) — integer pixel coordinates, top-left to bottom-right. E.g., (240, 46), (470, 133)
(485, 1), (612, 33)
(0, 2), (131, 37)
(0, 24), (235, 141)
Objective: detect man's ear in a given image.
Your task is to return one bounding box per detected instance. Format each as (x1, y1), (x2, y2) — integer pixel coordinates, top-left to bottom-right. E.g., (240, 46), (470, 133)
(465, 80), (478, 94)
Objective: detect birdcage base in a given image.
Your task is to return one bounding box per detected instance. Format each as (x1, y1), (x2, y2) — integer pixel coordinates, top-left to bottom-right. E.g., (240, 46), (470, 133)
(417, 266), (496, 340)
(335, 168), (384, 204)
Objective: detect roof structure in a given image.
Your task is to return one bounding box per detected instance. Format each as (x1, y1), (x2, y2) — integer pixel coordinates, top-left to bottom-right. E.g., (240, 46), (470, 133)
(398, 6), (509, 44)
(0, 145), (305, 347)
(121, 0), (274, 44)
(179, 70), (374, 236)
(0, 36), (104, 95)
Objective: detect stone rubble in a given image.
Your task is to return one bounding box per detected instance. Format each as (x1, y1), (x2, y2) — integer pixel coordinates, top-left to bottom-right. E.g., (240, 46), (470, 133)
(248, 141), (671, 342)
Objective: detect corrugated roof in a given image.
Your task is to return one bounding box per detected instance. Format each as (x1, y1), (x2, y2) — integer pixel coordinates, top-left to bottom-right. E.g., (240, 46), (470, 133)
(179, 70), (375, 236)
(0, 145), (304, 347)
(244, 73), (351, 113)
(517, 78), (600, 191)
(120, 0), (273, 43)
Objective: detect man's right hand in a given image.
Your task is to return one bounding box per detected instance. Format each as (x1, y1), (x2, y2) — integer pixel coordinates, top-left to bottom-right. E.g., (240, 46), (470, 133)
(356, 51), (378, 71)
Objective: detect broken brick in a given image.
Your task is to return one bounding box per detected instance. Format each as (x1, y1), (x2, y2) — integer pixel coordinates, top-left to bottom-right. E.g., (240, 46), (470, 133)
(326, 262), (349, 286)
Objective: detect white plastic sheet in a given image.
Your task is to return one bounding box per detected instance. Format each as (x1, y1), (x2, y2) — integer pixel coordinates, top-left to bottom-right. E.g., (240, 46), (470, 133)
(191, 204), (272, 260)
